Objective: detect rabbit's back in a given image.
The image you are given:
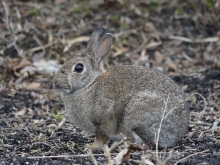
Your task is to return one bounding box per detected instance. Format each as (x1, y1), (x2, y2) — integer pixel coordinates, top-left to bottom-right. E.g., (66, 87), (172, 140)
(94, 65), (184, 101)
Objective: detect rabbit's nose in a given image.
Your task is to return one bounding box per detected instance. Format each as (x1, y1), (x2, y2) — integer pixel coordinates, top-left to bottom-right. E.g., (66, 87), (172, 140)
(53, 79), (60, 89)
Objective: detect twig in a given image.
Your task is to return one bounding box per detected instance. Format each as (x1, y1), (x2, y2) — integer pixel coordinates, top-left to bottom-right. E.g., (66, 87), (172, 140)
(190, 111), (219, 116)
(212, 117), (220, 129)
(109, 137), (130, 152)
(113, 29), (138, 40)
(139, 153), (152, 165)
(66, 141), (76, 153)
(131, 31), (148, 54)
(104, 144), (113, 165)
(173, 149), (209, 165)
(155, 93), (170, 159)
(58, 117), (66, 129)
(162, 149), (174, 164)
(132, 31), (162, 56)
(27, 153), (118, 159)
(112, 45), (129, 57)
(182, 52), (193, 62)
(2, 1), (10, 32)
(89, 149), (98, 165)
(14, 6), (21, 19)
(8, 1), (43, 9)
(63, 36), (90, 52)
(28, 32), (53, 54)
(140, 159), (154, 165)
(196, 128), (220, 133)
(26, 150), (214, 159)
(33, 35), (45, 54)
(190, 121), (212, 126)
(169, 35), (219, 43)
(190, 92), (207, 122)
(32, 142), (52, 148)
(2, 1), (24, 56)
(0, 139), (13, 148)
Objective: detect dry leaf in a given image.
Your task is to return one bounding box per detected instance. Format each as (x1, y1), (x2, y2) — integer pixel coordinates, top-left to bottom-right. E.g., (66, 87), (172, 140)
(10, 58), (35, 77)
(28, 108), (34, 116)
(122, 149), (130, 162)
(14, 107), (27, 118)
(12, 122), (22, 130)
(154, 51), (165, 64)
(143, 159), (154, 165)
(146, 41), (162, 50)
(166, 40), (182, 47)
(114, 143), (144, 164)
(114, 148), (129, 164)
(0, 56), (9, 67)
(26, 82), (41, 90)
(12, 58), (33, 71)
(140, 0), (151, 6)
(58, 117), (66, 129)
(48, 124), (58, 129)
(166, 62), (178, 71)
(145, 22), (156, 32)
(203, 43), (220, 67)
(128, 144), (145, 151)
(38, 133), (46, 142)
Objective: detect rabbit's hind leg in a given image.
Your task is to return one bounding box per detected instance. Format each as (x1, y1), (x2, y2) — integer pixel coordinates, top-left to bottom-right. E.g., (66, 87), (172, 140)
(132, 126), (156, 148)
(133, 125), (179, 149)
(129, 131), (143, 143)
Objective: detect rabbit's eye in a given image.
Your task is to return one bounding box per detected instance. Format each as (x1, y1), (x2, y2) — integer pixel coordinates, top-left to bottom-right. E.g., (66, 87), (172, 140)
(74, 63), (84, 73)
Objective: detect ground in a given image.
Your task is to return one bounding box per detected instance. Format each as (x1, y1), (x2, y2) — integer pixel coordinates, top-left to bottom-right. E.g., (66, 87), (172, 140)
(0, 0), (220, 164)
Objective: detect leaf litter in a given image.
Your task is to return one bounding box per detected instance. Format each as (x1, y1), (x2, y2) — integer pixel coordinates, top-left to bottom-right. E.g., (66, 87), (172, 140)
(0, 0), (220, 164)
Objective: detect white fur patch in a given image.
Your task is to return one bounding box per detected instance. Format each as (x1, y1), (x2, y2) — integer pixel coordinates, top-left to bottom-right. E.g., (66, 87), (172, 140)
(136, 90), (159, 98)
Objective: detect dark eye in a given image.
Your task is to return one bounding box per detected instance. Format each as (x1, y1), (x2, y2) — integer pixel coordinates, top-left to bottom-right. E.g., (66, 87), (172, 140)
(74, 63), (84, 73)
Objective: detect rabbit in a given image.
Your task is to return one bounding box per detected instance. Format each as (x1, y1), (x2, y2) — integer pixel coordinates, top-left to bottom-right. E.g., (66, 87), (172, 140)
(53, 27), (189, 150)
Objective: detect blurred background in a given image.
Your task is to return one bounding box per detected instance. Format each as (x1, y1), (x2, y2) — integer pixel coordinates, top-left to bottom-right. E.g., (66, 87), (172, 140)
(1, 0), (220, 75)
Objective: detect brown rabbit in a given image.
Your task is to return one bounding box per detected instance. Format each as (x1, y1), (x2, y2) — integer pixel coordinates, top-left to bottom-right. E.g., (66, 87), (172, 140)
(53, 27), (189, 149)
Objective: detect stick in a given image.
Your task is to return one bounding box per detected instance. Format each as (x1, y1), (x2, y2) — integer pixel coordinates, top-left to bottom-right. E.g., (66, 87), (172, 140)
(109, 137), (130, 152)
(169, 35), (219, 43)
(104, 145), (113, 165)
(155, 93), (170, 159)
(89, 149), (98, 165)
(190, 92), (207, 122)
(174, 149), (209, 165)
(27, 153), (118, 159)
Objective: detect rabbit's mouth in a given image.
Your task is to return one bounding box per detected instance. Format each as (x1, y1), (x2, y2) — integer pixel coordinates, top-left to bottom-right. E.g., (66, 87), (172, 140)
(57, 87), (72, 94)
(54, 83), (72, 94)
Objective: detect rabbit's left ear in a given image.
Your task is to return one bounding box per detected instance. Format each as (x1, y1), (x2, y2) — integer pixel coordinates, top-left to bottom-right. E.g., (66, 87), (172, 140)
(94, 33), (113, 64)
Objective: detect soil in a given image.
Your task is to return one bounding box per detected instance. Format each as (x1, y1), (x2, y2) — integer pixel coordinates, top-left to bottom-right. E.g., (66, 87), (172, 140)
(0, 0), (220, 164)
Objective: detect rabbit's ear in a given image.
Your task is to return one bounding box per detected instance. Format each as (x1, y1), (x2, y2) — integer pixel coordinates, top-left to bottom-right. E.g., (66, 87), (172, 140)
(87, 27), (106, 55)
(94, 33), (113, 64)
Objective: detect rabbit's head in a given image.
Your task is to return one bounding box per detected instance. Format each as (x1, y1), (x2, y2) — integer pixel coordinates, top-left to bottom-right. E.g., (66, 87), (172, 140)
(53, 27), (113, 93)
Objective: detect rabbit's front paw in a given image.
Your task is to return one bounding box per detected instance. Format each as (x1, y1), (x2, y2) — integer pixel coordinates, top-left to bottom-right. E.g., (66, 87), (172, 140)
(86, 138), (105, 150)
(86, 133), (109, 150)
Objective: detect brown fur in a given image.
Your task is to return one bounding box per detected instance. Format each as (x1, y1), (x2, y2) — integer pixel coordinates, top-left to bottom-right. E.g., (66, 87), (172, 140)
(53, 27), (189, 149)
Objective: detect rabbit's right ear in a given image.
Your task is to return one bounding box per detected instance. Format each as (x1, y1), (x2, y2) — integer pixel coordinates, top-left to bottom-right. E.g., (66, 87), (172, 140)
(87, 27), (113, 67)
(87, 27), (106, 55)
(94, 33), (112, 64)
